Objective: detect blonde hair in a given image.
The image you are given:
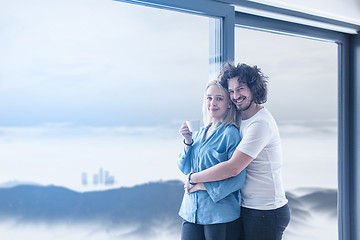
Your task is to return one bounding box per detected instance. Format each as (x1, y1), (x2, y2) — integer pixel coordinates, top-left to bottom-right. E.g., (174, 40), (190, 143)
(202, 80), (238, 130)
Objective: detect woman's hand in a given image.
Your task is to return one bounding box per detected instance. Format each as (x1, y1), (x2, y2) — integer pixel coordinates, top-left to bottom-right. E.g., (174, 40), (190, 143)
(184, 172), (197, 193)
(184, 182), (206, 194)
(179, 122), (192, 144)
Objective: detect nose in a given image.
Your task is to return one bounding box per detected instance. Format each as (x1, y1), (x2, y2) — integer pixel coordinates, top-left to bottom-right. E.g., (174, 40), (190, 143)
(210, 99), (217, 106)
(233, 91), (241, 100)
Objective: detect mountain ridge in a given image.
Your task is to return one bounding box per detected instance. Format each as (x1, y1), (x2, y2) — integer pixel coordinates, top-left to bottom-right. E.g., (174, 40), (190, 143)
(0, 180), (184, 230)
(0, 180), (337, 236)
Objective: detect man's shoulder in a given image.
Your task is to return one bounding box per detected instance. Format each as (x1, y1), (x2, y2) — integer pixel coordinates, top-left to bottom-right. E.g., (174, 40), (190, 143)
(253, 107), (276, 123)
(242, 109), (276, 132)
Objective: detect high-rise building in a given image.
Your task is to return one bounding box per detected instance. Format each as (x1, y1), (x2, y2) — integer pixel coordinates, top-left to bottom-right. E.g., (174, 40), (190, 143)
(81, 172), (88, 186)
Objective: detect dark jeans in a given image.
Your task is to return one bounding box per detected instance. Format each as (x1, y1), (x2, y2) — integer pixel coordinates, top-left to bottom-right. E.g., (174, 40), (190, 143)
(239, 204), (290, 240)
(181, 218), (241, 240)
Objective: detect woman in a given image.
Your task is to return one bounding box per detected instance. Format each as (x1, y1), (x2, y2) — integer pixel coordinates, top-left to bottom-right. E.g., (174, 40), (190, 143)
(178, 80), (246, 240)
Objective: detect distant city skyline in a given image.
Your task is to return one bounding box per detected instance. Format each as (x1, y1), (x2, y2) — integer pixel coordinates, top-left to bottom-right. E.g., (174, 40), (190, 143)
(82, 167), (115, 186)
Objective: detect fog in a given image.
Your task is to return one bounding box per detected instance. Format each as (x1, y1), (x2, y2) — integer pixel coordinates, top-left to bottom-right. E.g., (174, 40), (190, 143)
(0, 219), (180, 240)
(0, 121), (337, 191)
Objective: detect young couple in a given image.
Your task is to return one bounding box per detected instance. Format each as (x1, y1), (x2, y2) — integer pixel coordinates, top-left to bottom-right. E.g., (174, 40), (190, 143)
(178, 62), (290, 240)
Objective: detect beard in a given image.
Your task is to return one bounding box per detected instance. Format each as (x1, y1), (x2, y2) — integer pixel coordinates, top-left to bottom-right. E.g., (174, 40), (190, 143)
(236, 98), (253, 112)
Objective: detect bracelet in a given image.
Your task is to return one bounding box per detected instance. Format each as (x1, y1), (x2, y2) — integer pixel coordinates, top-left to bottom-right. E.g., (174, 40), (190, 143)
(188, 172), (197, 185)
(183, 139), (194, 146)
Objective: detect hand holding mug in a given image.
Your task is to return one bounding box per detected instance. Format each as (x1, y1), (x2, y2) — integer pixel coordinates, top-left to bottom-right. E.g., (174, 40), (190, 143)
(179, 122), (192, 144)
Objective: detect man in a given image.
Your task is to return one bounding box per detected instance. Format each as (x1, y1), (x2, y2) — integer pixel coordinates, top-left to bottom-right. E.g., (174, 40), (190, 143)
(187, 62), (290, 240)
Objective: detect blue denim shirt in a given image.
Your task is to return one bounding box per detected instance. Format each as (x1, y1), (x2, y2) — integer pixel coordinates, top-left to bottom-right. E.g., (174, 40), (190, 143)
(178, 123), (246, 224)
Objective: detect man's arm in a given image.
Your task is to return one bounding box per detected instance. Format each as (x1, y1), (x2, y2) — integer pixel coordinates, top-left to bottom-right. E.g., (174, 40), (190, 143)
(190, 149), (253, 184)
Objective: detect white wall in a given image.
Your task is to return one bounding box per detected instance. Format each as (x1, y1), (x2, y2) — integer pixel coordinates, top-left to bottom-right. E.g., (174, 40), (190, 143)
(251, 0), (360, 24)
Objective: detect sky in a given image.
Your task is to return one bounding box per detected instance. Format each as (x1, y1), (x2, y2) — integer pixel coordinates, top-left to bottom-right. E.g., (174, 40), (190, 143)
(0, 0), (338, 127)
(0, 0), (209, 127)
(0, 0), (338, 192)
(235, 27), (338, 123)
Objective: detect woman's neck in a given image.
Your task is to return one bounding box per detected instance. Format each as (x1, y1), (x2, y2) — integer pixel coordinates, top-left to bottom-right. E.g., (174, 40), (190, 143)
(205, 121), (219, 141)
(211, 119), (221, 127)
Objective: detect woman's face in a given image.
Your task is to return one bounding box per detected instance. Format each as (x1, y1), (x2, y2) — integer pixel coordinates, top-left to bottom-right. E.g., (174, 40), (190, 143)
(206, 84), (231, 122)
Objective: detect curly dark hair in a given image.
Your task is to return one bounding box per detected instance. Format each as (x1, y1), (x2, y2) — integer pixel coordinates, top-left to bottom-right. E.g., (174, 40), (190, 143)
(218, 62), (268, 104)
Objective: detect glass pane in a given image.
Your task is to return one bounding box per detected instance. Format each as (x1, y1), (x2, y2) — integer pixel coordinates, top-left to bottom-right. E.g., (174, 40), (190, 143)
(236, 27), (338, 239)
(0, 1), (211, 239)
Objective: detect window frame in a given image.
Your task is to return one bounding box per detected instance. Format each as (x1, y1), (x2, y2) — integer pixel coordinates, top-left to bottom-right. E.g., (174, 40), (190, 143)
(116, 0), (235, 64)
(233, 11), (352, 240)
(114, 1), (360, 239)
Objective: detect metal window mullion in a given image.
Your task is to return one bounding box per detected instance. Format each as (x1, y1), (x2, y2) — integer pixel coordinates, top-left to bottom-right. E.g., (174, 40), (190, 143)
(209, 8), (235, 80)
(347, 33), (360, 240)
(338, 37), (351, 240)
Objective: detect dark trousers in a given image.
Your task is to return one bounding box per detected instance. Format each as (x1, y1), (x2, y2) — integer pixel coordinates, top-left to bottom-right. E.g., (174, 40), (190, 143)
(239, 204), (290, 240)
(181, 218), (241, 240)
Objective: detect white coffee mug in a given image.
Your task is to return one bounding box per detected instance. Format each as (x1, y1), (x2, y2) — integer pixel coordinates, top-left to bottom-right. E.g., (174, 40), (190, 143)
(186, 120), (200, 133)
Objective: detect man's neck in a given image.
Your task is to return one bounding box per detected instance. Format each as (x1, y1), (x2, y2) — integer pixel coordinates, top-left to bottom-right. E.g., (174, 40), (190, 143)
(241, 103), (263, 120)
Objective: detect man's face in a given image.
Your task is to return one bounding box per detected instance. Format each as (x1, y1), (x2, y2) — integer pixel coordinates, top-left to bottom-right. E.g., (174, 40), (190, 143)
(228, 77), (253, 112)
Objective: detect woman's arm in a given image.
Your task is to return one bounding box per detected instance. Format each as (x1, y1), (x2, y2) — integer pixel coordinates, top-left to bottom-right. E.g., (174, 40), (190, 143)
(177, 122), (194, 174)
(179, 122), (193, 153)
(189, 149), (253, 184)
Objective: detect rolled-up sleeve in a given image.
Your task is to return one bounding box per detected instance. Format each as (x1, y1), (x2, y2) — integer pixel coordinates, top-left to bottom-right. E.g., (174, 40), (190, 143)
(178, 147), (193, 175)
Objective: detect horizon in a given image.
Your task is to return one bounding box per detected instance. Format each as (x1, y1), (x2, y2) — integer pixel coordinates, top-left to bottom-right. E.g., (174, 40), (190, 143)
(0, 120), (337, 192)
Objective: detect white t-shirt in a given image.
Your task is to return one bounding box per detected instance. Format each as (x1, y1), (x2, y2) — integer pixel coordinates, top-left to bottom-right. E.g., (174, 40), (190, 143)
(237, 107), (288, 210)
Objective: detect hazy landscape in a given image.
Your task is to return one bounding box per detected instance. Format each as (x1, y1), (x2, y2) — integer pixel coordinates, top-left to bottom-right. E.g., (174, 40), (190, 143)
(0, 122), (338, 239)
(0, 180), (337, 240)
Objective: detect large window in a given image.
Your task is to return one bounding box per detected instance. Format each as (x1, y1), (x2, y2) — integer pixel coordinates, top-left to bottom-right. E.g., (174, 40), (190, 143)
(0, 1), (217, 239)
(1, 0), (358, 239)
(236, 26), (338, 239)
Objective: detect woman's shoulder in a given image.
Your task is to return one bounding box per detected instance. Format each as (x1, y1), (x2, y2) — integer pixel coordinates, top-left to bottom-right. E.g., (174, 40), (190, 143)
(221, 124), (240, 138)
(223, 123), (239, 132)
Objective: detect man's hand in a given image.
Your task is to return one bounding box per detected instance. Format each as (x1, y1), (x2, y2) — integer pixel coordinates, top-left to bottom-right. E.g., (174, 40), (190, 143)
(184, 182), (206, 194)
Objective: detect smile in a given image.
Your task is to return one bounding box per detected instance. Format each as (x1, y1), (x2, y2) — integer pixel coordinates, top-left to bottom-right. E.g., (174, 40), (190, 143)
(234, 97), (246, 104)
